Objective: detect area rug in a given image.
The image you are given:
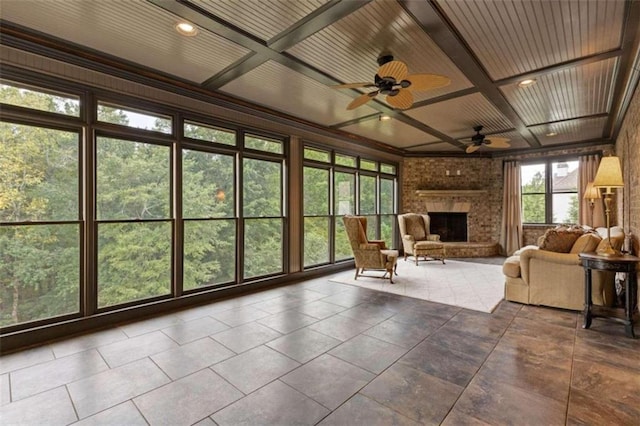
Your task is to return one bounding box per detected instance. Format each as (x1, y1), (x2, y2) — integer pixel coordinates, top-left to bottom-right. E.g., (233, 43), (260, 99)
(329, 259), (505, 313)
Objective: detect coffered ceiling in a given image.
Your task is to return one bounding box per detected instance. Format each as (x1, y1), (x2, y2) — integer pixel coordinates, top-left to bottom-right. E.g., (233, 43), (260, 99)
(1, 0), (639, 156)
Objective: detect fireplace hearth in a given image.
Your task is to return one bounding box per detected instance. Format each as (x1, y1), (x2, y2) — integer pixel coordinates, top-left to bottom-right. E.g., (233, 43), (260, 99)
(429, 212), (468, 242)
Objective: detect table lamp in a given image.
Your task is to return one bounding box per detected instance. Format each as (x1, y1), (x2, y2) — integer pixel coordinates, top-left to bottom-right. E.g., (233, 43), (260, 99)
(593, 156), (624, 256)
(582, 181), (601, 227)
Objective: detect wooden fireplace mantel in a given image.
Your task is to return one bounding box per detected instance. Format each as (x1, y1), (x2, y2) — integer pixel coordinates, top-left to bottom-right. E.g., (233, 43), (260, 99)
(415, 190), (488, 197)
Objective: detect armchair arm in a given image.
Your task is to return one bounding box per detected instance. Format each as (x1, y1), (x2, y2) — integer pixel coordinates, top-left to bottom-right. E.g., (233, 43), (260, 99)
(359, 243), (384, 250)
(427, 234), (440, 242)
(367, 239), (387, 249)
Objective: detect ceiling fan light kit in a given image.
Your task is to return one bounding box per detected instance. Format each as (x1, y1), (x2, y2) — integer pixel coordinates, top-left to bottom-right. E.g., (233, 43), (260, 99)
(464, 125), (511, 154)
(335, 54), (451, 110)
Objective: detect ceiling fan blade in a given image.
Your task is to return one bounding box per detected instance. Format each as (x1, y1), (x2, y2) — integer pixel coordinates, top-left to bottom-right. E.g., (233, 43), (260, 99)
(332, 82), (376, 89)
(404, 73), (451, 91)
(485, 137), (511, 148)
(466, 144), (481, 154)
(386, 89), (413, 109)
(347, 91), (377, 110)
(378, 60), (408, 82)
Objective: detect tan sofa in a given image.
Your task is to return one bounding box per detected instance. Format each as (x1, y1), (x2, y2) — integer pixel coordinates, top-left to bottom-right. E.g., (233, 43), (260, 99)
(503, 227), (624, 311)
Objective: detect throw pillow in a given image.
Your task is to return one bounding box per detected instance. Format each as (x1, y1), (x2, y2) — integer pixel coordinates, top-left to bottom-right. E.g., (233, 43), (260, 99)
(569, 233), (602, 254)
(539, 228), (584, 253)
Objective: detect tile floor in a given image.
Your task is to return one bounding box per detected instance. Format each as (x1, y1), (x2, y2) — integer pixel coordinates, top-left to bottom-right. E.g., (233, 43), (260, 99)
(1, 271), (639, 425)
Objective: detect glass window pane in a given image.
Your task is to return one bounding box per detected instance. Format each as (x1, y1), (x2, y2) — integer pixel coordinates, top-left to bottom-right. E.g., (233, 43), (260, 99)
(97, 103), (172, 134)
(553, 193), (579, 224)
(551, 160), (578, 192)
(183, 150), (234, 218)
(243, 158), (282, 217)
(380, 215), (395, 248)
(1, 82), (80, 116)
(184, 219), (235, 289)
(304, 217), (330, 267)
(97, 221), (171, 308)
(360, 159), (377, 171)
(335, 154), (356, 168)
(244, 134), (283, 154)
(1, 122), (79, 222)
(0, 224), (80, 326)
(359, 175), (376, 215)
(304, 147), (330, 162)
(521, 163), (545, 194)
(380, 178), (395, 214)
(380, 163), (396, 175)
(522, 194), (546, 223)
(184, 121), (236, 145)
(364, 215), (377, 239)
(244, 218), (283, 278)
(335, 172), (355, 215)
(304, 167), (329, 215)
(96, 137), (170, 220)
(334, 217), (352, 261)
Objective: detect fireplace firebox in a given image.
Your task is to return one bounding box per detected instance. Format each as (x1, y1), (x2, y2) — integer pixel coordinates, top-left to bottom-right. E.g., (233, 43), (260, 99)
(429, 212), (468, 242)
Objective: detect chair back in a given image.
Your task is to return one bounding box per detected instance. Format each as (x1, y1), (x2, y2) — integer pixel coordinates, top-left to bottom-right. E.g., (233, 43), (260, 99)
(398, 213), (431, 240)
(342, 215), (368, 249)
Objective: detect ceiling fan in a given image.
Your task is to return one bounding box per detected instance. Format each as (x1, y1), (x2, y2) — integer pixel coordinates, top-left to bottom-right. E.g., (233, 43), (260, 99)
(332, 54), (450, 110)
(464, 126), (511, 153)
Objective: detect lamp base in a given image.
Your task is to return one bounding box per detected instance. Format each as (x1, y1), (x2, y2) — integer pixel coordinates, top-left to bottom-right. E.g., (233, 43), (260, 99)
(596, 245), (622, 257)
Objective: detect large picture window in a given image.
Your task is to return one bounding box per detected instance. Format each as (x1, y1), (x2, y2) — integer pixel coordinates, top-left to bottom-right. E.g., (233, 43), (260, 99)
(521, 159), (579, 224)
(303, 146), (397, 268)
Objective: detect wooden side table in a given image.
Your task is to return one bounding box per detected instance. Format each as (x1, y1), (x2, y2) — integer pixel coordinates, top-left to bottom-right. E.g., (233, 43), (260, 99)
(579, 252), (639, 338)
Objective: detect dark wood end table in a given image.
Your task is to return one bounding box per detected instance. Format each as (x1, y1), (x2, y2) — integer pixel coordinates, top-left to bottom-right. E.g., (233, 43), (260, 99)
(579, 252), (639, 338)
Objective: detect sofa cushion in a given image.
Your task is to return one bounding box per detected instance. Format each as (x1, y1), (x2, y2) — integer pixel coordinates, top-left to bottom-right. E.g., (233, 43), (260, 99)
(569, 233), (602, 254)
(502, 255), (521, 278)
(596, 235), (625, 253)
(539, 228), (584, 253)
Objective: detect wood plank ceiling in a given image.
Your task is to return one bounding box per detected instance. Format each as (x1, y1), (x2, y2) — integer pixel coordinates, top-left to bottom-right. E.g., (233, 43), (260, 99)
(1, 0), (638, 156)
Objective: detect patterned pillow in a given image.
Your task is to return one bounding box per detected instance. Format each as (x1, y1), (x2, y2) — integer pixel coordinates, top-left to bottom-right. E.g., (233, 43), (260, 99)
(539, 228), (584, 253)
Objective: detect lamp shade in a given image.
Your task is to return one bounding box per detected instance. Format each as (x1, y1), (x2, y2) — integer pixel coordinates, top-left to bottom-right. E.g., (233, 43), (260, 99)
(593, 156), (624, 188)
(583, 181), (601, 200)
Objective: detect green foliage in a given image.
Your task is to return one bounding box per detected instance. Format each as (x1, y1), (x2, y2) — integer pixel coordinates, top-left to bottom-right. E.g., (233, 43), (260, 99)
(522, 171), (545, 223)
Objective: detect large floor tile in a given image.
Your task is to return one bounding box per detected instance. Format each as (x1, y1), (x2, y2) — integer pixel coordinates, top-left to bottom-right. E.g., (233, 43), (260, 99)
(318, 394), (420, 426)
(425, 326), (496, 363)
(211, 322), (281, 353)
(50, 327), (128, 358)
(257, 309), (319, 334)
(0, 386), (77, 425)
(363, 317), (437, 349)
(119, 314), (183, 338)
(72, 401), (147, 426)
(571, 359), (640, 409)
(329, 334), (408, 374)
(307, 315), (373, 341)
(281, 354), (375, 410)
(10, 349), (109, 401)
(97, 330), (178, 368)
(361, 363), (463, 424)
(160, 316), (230, 345)
(151, 337), (235, 380)
(453, 374), (567, 425)
(338, 303), (396, 325)
(212, 345), (299, 394)
(0, 345), (54, 375)
(67, 358), (170, 419)
(210, 305), (271, 327)
(133, 369), (243, 426)
(567, 387), (640, 426)
(212, 380), (329, 425)
(399, 341), (483, 387)
(0, 374), (9, 406)
(293, 300), (348, 319)
(266, 328), (341, 363)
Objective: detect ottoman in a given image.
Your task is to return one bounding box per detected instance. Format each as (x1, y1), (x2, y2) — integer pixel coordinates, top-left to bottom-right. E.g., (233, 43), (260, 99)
(410, 241), (446, 265)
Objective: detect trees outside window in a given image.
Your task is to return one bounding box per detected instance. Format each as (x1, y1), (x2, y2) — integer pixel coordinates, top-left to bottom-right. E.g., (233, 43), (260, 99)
(1, 84), (81, 327)
(521, 159), (579, 225)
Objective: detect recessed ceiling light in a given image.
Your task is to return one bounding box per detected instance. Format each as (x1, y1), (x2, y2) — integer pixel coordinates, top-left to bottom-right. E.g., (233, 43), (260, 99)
(546, 132), (558, 137)
(379, 115), (391, 121)
(517, 78), (536, 87)
(176, 22), (198, 36)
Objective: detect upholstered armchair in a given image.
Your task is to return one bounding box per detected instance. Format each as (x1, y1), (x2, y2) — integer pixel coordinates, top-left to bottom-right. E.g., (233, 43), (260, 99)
(342, 215), (399, 283)
(397, 213), (446, 265)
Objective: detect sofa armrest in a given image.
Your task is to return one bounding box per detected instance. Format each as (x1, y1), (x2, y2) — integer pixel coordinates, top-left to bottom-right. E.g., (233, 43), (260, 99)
(519, 249), (580, 284)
